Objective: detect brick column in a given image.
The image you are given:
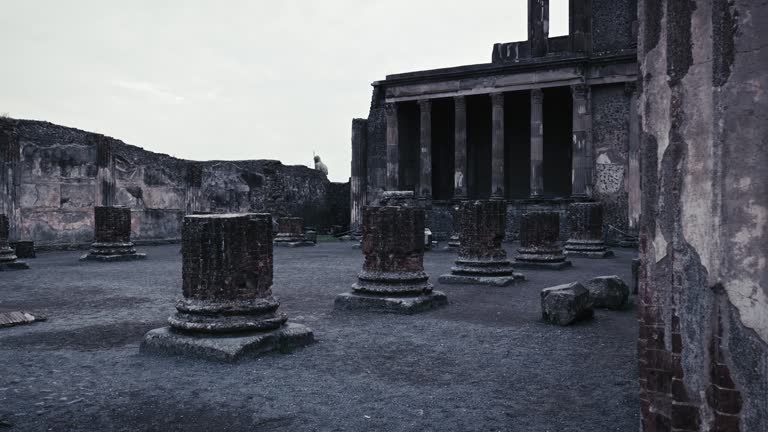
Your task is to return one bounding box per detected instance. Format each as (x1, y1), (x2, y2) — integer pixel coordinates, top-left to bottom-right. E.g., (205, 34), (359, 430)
(385, 102), (399, 191)
(94, 135), (116, 207)
(564, 202), (613, 258)
(141, 213), (313, 361)
(80, 206), (146, 261)
(571, 84), (591, 197)
(530, 89), (544, 197)
(514, 211), (571, 270)
(418, 99), (433, 200)
(453, 96), (468, 199)
(350, 118), (368, 234)
(491, 93), (505, 200)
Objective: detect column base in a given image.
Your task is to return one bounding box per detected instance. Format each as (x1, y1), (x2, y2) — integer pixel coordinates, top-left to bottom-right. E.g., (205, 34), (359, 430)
(140, 322), (314, 363)
(80, 252), (147, 262)
(273, 240), (315, 248)
(513, 259), (572, 270)
(564, 240), (613, 258)
(438, 273), (525, 287)
(564, 250), (614, 258)
(334, 291), (448, 314)
(10, 241), (35, 259)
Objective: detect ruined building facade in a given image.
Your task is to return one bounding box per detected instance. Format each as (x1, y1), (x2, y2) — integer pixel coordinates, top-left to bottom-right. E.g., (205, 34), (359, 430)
(351, 0), (639, 242)
(0, 119), (350, 248)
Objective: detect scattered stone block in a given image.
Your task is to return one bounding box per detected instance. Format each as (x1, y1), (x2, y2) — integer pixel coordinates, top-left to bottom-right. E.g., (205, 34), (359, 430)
(274, 217), (314, 247)
(10, 241), (35, 259)
(335, 202), (447, 314)
(564, 202), (614, 258)
(0, 311), (46, 328)
(80, 206), (146, 262)
(0, 214), (29, 271)
(540, 282), (594, 325)
(141, 213), (313, 362)
(514, 211), (572, 270)
(584, 275), (630, 310)
(439, 200), (524, 286)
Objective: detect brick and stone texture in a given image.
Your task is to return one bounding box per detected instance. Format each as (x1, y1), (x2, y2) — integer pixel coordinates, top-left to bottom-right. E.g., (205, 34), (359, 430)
(439, 200), (524, 286)
(514, 211), (571, 270)
(564, 202), (613, 258)
(336, 203), (447, 313)
(80, 206), (145, 261)
(274, 217), (312, 247)
(637, 1), (767, 431)
(0, 213), (28, 269)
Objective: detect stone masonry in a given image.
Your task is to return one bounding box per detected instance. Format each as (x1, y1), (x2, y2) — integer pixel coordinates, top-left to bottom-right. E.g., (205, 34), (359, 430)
(564, 202), (614, 258)
(141, 213), (313, 361)
(335, 203), (447, 314)
(0, 214), (28, 270)
(439, 200), (524, 286)
(274, 217), (313, 247)
(80, 206), (146, 262)
(514, 211), (571, 270)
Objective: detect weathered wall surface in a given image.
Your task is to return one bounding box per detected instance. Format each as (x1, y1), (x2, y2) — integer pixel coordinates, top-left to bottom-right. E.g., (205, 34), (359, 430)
(592, 0), (638, 53)
(0, 119), (349, 248)
(637, 1), (767, 431)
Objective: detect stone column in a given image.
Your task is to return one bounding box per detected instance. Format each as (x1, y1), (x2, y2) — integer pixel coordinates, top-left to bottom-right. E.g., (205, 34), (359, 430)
(530, 89), (544, 197)
(439, 200), (524, 286)
(350, 118), (368, 235)
(274, 216), (312, 247)
(80, 206), (146, 261)
(0, 214), (28, 270)
(514, 211), (571, 269)
(418, 99), (433, 200)
(624, 81), (641, 246)
(453, 96), (468, 199)
(335, 200), (447, 314)
(141, 213), (313, 361)
(491, 93), (505, 200)
(564, 202), (613, 258)
(385, 102), (399, 191)
(185, 162), (204, 215)
(571, 84), (591, 197)
(528, 0), (550, 57)
(94, 135), (116, 207)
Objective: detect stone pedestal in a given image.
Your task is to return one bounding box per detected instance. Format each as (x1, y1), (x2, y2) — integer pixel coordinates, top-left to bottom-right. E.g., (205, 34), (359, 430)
(439, 200), (524, 286)
(564, 202), (614, 258)
(514, 211), (571, 270)
(0, 214), (28, 271)
(141, 213), (313, 362)
(274, 217), (313, 247)
(80, 206), (146, 262)
(335, 204), (447, 314)
(10, 241), (35, 259)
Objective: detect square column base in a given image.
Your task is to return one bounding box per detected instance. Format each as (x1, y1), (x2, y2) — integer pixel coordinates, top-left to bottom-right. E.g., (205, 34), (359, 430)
(438, 273), (526, 287)
(80, 253), (147, 262)
(0, 261), (30, 271)
(273, 241), (315, 248)
(140, 322), (314, 363)
(513, 260), (573, 270)
(564, 250), (614, 259)
(334, 291), (448, 314)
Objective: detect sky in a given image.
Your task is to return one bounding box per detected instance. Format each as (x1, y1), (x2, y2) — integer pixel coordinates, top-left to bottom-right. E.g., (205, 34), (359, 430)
(0, 0), (568, 182)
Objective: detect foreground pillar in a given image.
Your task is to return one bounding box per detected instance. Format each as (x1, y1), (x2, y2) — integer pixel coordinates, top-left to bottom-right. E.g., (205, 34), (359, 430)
(335, 202), (447, 314)
(564, 202), (613, 258)
(80, 206), (146, 262)
(274, 217), (313, 247)
(439, 200), (524, 286)
(141, 214), (313, 362)
(514, 211), (571, 270)
(0, 214), (28, 270)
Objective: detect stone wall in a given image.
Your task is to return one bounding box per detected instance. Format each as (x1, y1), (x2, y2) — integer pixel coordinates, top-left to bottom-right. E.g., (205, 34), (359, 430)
(637, 1), (767, 431)
(0, 118), (350, 248)
(591, 0), (638, 53)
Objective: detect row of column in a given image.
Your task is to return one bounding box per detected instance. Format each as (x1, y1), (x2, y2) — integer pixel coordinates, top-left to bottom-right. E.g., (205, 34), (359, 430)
(384, 84), (592, 200)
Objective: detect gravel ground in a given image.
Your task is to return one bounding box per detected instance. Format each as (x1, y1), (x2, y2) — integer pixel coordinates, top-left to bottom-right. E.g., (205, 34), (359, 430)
(0, 242), (640, 432)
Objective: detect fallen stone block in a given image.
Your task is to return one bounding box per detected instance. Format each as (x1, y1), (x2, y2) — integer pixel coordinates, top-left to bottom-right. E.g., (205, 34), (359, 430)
(540, 282), (594, 325)
(0, 311), (47, 328)
(583, 275), (630, 310)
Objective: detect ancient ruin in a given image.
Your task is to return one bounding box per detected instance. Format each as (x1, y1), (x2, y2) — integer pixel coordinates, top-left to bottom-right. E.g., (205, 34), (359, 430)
(80, 206), (146, 262)
(540, 282), (593, 326)
(514, 211), (571, 270)
(273, 216), (313, 247)
(0, 214), (28, 270)
(564, 202), (613, 258)
(438, 200), (524, 286)
(335, 204), (447, 313)
(141, 213), (313, 361)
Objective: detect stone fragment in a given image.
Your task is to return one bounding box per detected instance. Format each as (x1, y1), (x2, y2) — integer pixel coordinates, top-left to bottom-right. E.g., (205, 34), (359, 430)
(335, 202), (447, 314)
(564, 202), (614, 258)
(80, 206), (146, 262)
(0, 214), (29, 270)
(10, 241), (35, 259)
(141, 213), (313, 361)
(439, 200), (525, 286)
(273, 217), (314, 247)
(540, 282), (594, 325)
(0, 311), (46, 328)
(584, 275), (629, 310)
(514, 211), (572, 270)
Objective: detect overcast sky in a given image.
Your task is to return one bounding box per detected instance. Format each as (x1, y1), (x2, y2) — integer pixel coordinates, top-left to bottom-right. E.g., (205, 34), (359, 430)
(0, 0), (568, 182)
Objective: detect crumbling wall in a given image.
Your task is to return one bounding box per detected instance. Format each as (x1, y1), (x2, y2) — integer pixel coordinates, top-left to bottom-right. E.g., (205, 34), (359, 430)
(592, 0), (638, 53)
(637, 1), (767, 431)
(0, 119), (350, 248)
